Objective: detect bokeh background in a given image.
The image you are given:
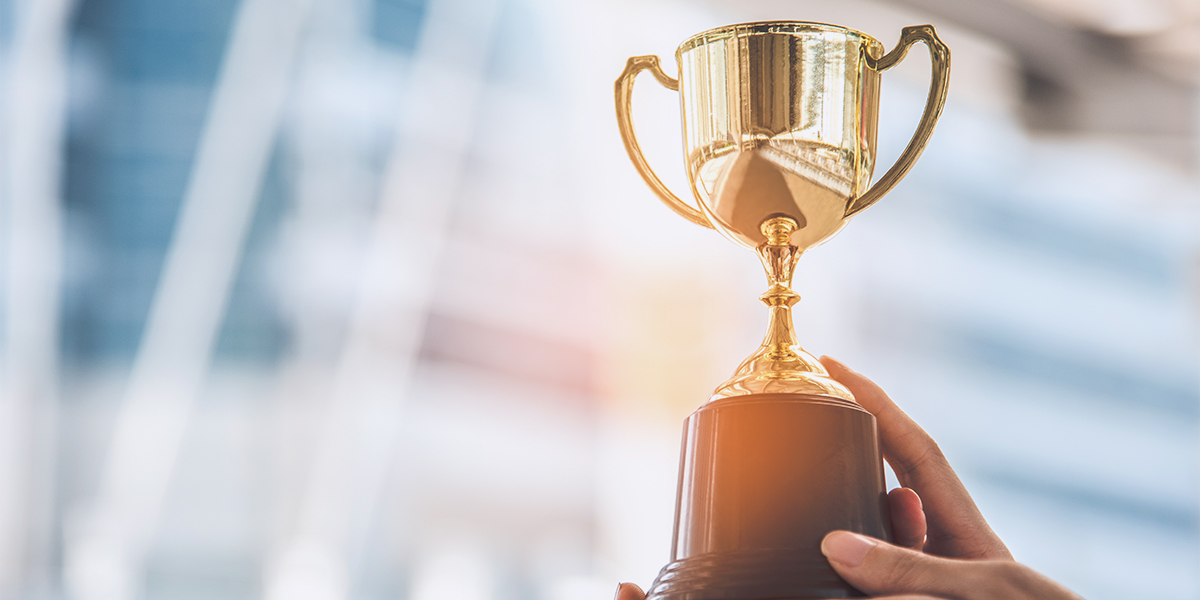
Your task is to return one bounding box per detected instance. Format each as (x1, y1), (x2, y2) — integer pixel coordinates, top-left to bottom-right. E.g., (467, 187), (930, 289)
(0, 0), (1197, 598)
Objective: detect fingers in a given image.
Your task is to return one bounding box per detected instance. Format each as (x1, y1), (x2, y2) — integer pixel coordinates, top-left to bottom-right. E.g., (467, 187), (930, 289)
(818, 356), (944, 484)
(887, 487), (926, 550)
(820, 356), (1010, 560)
(615, 583), (645, 600)
(821, 530), (964, 598)
(821, 531), (1083, 600)
(821, 531), (1000, 599)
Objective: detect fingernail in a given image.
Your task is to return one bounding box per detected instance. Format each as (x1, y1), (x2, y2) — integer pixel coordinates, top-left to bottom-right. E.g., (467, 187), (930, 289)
(820, 355), (846, 369)
(821, 531), (877, 567)
(908, 487), (923, 510)
(613, 584), (622, 600)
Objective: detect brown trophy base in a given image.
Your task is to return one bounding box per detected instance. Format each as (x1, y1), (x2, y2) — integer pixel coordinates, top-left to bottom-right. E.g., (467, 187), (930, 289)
(645, 393), (891, 600)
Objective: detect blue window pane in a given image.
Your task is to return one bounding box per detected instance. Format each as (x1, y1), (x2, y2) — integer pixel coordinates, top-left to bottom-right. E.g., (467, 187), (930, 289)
(372, 0), (425, 52)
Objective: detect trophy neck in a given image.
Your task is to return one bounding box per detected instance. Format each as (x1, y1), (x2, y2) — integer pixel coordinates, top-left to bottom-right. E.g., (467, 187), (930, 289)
(757, 232), (802, 360)
(710, 217), (855, 402)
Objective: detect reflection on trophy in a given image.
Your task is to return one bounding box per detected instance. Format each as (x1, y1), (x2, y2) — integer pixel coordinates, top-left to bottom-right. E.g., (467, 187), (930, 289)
(615, 22), (950, 599)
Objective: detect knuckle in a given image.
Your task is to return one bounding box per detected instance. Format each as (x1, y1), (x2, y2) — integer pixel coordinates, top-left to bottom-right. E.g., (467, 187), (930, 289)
(892, 433), (947, 479)
(977, 560), (1033, 600)
(882, 550), (930, 590)
(927, 527), (1009, 560)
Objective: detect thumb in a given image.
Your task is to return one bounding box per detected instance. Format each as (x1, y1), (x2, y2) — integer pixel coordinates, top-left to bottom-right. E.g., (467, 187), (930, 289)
(821, 531), (998, 599)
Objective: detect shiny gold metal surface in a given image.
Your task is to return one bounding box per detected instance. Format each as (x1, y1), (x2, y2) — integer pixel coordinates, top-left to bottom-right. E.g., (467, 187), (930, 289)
(616, 22), (950, 401)
(711, 216), (855, 400)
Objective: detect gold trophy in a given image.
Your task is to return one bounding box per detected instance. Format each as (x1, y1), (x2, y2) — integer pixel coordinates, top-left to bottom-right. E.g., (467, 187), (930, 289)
(615, 22), (950, 598)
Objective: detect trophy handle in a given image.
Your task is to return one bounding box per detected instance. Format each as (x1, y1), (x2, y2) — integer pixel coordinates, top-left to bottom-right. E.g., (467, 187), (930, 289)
(846, 25), (951, 218)
(615, 56), (713, 228)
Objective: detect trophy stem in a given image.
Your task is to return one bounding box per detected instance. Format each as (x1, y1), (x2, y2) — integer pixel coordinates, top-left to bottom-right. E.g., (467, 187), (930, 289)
(709, 217), (855, 402)
(758, 217), (803, 363)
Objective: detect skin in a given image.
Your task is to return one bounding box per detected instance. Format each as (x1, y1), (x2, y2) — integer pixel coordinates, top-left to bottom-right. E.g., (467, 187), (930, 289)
(615, 357), (1084, 600)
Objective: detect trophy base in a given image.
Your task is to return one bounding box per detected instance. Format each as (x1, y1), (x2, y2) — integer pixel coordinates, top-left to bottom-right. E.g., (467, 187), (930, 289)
(646, 393), (890, 600)
(646, 550), (854, 600)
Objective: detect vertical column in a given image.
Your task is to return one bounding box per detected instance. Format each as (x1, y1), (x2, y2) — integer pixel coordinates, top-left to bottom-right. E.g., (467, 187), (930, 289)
(0, 0), (74, 595)
(62, 0), (314, 598)
(261, 0), (502, 598)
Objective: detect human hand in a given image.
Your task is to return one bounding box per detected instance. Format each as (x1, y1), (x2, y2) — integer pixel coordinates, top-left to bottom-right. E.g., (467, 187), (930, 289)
(819, 529), (1080, 599)
(818, 356), (1009, 561)
(816, 356), (1081, 599)
(613, 358), (1082, 600)
(615, 554), (1080, 600)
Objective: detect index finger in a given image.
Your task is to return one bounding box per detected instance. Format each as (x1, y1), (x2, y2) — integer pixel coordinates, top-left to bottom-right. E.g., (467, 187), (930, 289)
(819, 356), (1011, 560)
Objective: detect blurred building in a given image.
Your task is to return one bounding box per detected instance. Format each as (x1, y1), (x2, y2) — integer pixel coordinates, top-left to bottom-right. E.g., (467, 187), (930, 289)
(0, 0), (1196, 599)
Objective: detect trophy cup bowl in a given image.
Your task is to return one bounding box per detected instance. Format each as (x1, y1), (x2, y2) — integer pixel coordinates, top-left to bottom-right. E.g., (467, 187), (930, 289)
(615, 22), (949, 599)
